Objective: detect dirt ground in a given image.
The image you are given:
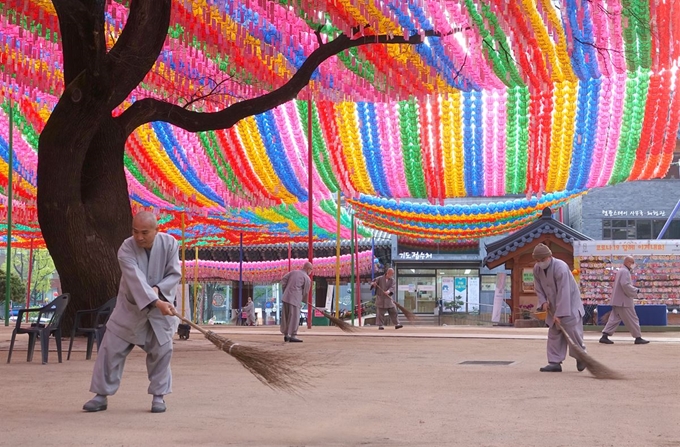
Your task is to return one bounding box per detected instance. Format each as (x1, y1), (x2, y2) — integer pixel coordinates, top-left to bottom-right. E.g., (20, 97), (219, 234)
(0, 325), (679, 447)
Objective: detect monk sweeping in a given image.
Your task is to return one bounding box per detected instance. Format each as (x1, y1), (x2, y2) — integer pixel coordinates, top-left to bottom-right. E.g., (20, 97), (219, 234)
(83, 211), (181, 413)
(532, 243), (587, 373)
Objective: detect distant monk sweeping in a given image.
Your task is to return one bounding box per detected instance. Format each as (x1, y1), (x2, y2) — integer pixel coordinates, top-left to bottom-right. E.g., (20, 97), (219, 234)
(600, 256), (649, 345)
(280, 262), (313, 343)
(371, 268), (403, 331)
(243, 297), (257, 326)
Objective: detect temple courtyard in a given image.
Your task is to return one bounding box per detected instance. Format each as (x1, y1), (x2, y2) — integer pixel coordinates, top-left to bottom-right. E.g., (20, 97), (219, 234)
(1, 325), (679, 447)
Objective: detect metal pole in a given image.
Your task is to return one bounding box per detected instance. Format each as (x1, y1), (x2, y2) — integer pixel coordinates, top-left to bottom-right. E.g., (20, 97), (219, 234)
(181, 213), (186, 318)
(335, 190), (341, 318)
(288, 242), (292, 272)
(371, 236), (375, 281)
(307, 97), (313, 329)
(239, 231), (243, 322)
(656, 199), (680, 239)
(355, 218), (361, 326)
(5, 98), (13, 325)
(350, 213), (355, 325)
(24, 239), (34, 322)
(639, 198), (680, 268)
(193, 246), (199, 323)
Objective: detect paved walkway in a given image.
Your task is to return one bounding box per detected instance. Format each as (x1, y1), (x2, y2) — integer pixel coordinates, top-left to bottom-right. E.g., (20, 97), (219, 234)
(1, 324), (678, 447)
(185, 324), (680, 343)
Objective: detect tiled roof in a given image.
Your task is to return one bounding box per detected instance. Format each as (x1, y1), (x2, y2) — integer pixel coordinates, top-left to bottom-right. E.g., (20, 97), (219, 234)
(483, 208), (591, 266)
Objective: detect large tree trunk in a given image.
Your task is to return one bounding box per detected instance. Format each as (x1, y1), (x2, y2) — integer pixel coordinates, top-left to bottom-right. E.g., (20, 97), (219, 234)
(37, 0), (171, 329)
(38, 76), (131, 328)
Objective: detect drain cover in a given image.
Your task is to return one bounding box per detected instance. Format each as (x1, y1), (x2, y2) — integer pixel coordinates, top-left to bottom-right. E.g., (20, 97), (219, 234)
(459, 360), (514, 365)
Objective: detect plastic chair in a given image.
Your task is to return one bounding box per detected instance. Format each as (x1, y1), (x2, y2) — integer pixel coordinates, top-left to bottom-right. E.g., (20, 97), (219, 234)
(7, 294), (70, 364)
(67, 297), (116, 360)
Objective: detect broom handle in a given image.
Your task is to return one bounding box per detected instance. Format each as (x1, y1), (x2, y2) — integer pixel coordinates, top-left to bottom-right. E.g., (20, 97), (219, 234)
(373, 283), (398, 304)
(172, 310), (209, 336)
(546, 306), (583, 352)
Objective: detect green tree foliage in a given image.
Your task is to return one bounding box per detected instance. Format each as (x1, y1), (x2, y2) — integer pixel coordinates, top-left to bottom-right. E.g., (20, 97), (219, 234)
(12, 249), (57, 304)
(0, 269), (27, 305)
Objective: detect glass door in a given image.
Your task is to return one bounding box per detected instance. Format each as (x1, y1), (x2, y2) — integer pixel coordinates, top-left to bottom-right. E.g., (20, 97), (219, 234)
(397, 269), (436, 313)
(415, 277), (437, 313)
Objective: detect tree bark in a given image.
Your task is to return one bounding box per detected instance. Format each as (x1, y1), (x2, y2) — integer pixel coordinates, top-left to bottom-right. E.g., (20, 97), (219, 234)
(38, 74), (131, 328)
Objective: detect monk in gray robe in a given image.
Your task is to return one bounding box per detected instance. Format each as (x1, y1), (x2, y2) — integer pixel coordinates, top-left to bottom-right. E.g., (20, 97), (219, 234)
(600, 256), (649, 345)
(83, 212), (181, 413)
(280, 262), (312, 342)
(243, 297), (257, 326)
(371, 268), (403, 330)
(532, 243), (586, 373)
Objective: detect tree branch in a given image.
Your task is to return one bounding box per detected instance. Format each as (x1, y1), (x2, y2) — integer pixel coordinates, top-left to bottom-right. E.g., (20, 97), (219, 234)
(573, 36), (629, 76)
(92, 0), (107, 78)
(105, 0), (172, 109)
(117, 32), (439, 135)
(315, 26), (324, 46)
(181, 76), (235, 110)
(51, 0), (98, 86)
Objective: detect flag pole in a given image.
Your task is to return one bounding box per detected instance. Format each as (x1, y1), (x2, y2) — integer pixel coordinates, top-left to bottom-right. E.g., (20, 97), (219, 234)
(193, 246), (199, 323)
(334, 190), (341, 318)
(4, 98), (13, 326)
(307, 97), (314, 329)
(24, 239), (34, 322)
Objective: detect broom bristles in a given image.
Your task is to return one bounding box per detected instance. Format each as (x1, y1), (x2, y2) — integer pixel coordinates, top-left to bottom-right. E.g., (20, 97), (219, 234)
(205, 331), (313, 392)
(374, 283), (416, 323)
(395, 301), (417, 322)
(557, 325), (624, 380)
(321, 310), (358, 332)
(599, 311), (612, 325)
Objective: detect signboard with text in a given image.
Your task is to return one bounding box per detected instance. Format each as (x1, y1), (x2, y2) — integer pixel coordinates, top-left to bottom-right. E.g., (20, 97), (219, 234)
(573, 240), (680, 256)
(600, 209), (667, 217)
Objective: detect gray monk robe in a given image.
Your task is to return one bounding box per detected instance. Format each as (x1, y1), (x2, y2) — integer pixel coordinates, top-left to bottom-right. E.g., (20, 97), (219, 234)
(243, 302), (257, 326)
(90, 233), (181, 396)
(533, 258), (586, 364)
(373, 274), (399, 327)
(603, 266), (642, 338)
(280, 269), (311, 337)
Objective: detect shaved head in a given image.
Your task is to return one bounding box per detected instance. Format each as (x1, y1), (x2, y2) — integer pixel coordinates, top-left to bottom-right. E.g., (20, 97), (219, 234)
(133, 211), (158, 228)
(302, 261), (313, 274)
(623, 256), (635, 269)
(132, 211), (159, 249)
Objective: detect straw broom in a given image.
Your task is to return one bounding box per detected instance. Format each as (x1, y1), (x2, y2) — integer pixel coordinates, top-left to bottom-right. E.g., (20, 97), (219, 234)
(308, 305), (358, 332)
(172, 311), (313, 392)
(374, 284), (416, 322)
(549, 309), (623, 380)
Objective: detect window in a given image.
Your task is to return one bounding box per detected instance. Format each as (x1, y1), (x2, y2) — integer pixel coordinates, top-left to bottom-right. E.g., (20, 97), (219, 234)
(652, 220), (680, 239)
(637, 220), (652, 239)
(602, 219), (680, 240)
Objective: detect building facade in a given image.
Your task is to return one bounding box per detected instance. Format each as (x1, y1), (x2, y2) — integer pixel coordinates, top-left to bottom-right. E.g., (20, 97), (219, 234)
(565, 179), (680, 240)
(390, 235), (511, 316)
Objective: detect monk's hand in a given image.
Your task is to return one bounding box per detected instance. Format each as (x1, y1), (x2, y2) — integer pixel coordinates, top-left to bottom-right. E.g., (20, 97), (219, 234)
(156, 300), (175, 316)
(553, 315), (561, 325)
(539, 302), (549, 312)
(153, 286), (160, 296)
